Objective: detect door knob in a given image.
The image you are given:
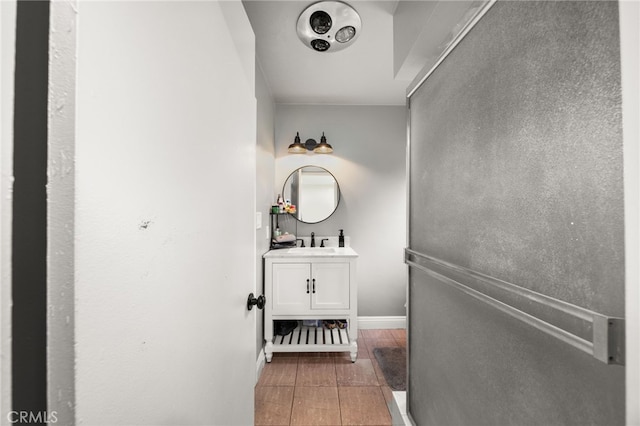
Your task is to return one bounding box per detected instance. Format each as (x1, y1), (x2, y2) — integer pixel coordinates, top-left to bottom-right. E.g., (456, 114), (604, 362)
(247, 293), (265, 311)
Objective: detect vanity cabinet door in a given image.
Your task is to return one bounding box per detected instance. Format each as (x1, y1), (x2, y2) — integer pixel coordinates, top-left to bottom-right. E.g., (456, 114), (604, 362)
(272, 263), (311, 314)
(311, 263), (350, 310)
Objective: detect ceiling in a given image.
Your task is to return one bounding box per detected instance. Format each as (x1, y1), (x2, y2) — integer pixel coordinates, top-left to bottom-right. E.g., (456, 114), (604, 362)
(243, 0), (410, 105)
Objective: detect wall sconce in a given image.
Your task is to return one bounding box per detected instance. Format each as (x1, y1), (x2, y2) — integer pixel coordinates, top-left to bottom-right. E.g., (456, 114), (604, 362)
(288, 132), (333, 154)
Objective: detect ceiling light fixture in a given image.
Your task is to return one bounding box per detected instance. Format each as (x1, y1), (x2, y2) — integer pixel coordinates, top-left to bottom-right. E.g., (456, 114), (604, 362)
(288, 132), (334, 154)
(296, 1), (361, 53)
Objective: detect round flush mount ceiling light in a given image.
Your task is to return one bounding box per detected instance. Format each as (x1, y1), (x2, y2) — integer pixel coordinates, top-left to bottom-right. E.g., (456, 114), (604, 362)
(296, 1), (361, 53)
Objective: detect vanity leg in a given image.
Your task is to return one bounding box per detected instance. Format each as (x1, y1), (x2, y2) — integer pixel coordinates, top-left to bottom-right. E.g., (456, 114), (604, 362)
(265, 342), (274, 363)
(348, 319), (358, 362)
(265, 318), (274, 363)
(349, 340), (358, 363)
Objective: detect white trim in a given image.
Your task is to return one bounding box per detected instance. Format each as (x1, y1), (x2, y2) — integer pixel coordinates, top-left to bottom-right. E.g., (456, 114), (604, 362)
(389, 391), (414, 426)
(1, 0), (17, 418)
(255, 348), (266, 385)
(358, 316), (406, 330)
(620, 1), (640, 424)
(48, 3), (77, 423)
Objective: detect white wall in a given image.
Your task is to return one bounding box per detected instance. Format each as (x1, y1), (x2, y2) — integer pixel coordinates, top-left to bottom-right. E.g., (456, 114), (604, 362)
(392, 0), (438, 79)
(0, 0), (16, 420)
(255, 61), (275, 359)
(73, 2), (257, 424)
(275, 105), (407, 317)
(393, 1), (482, 81)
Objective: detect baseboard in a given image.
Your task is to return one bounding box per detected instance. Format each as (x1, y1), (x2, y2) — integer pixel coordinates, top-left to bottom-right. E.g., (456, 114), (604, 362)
(255, 348), (266, 385)
(358, 316), (406, 329)
(389, 391), (413, 425)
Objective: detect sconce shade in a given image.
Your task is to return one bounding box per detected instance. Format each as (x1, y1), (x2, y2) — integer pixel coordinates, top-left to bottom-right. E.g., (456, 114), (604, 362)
(288, 132), (307, 154)
(288, 132), (333, 154)
(313, 132), (333, 153)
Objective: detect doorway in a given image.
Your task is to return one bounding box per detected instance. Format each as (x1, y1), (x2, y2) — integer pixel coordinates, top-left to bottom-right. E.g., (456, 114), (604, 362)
(11, 0), (49, 416)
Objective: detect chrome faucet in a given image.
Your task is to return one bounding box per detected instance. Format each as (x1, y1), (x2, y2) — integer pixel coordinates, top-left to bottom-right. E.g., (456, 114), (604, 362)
(310, 232), (315, 247)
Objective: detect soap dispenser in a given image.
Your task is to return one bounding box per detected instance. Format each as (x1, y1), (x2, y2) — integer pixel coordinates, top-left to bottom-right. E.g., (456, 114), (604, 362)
(276, 194), (284, 213)
(338, 229), (344, 247)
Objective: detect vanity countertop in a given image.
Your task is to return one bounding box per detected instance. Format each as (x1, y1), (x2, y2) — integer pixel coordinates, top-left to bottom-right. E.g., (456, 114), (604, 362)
(264, 247), (358, 258)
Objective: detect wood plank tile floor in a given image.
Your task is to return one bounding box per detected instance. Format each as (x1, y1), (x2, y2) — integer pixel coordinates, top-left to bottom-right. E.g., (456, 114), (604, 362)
(255, 329), (406, 425)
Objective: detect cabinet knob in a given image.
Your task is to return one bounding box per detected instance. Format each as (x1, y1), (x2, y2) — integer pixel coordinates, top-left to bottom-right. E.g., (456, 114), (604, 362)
(247, 293), (265, 311)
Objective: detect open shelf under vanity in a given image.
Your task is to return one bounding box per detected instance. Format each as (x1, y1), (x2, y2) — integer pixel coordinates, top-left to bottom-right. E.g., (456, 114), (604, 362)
(271, 324), (353, 353)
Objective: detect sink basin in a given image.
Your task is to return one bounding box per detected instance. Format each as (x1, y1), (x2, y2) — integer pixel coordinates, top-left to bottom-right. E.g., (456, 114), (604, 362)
(265, 246), (357, 258)
(286, 247), (336, 255)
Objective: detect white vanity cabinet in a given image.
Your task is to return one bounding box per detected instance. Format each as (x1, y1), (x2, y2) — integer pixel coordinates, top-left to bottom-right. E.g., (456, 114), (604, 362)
(263, 247), (358, 362)
(272, 262), (350, 313)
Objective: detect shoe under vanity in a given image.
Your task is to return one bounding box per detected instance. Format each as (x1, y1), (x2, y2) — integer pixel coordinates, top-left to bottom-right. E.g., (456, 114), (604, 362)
(263, 246), (358, 362)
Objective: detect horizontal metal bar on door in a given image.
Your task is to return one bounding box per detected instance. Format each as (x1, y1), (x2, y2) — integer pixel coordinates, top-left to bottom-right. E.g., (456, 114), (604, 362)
(405, 248), (624, 365)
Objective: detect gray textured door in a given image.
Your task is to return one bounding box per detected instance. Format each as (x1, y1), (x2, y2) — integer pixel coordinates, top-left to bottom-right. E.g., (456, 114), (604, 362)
(406, 1), (625, 425)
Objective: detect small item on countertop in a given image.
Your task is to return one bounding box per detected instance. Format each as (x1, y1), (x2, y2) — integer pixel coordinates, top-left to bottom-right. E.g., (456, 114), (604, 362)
(339, 229), (345, 247)
(274, 227), (281, 238)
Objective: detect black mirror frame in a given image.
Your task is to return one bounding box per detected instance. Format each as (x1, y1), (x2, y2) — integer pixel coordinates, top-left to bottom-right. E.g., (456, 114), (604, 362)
(282, 165), (341, 224)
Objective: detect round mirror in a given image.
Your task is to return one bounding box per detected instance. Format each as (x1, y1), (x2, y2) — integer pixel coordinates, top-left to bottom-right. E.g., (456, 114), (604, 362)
(282, 166), (340, 224)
